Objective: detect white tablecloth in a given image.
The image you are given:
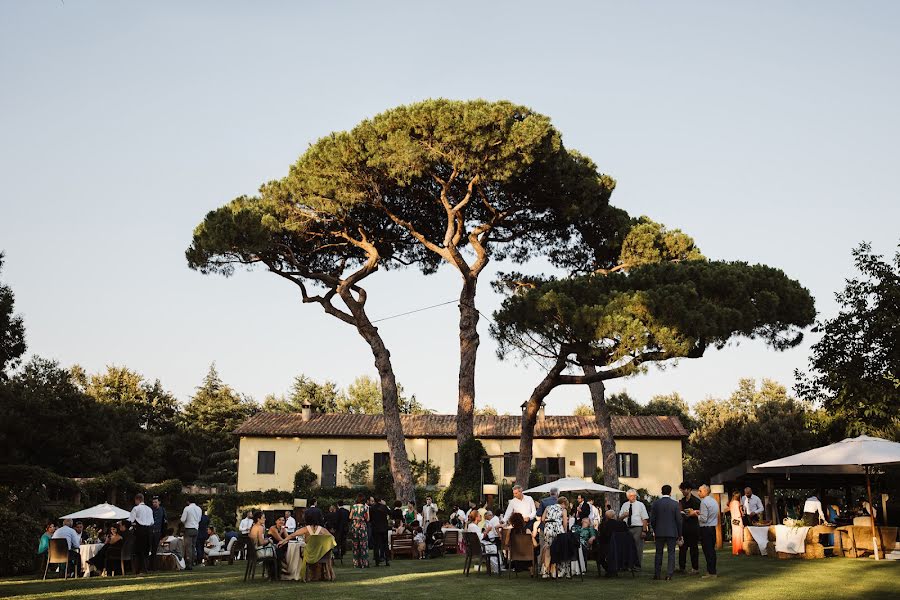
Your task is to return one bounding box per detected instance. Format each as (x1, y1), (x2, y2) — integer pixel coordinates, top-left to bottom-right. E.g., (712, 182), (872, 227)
(282, 541), (303, 581)
(79, 543), (103, 576)
(748, 526), (770, 555)
(774, 525), (810, 554)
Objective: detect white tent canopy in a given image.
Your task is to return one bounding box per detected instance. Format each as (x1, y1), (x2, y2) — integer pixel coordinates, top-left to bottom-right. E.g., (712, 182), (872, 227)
(61, 503), (130, 520)
(754, 435), (900, 561)
(754, 435), (900, 469)
(524, 477), (623, 495)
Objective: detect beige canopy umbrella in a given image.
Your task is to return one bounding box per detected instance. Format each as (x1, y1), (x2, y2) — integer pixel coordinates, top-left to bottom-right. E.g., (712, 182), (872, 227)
(755, 435), (900, 560)
(524, 477), (623, 494)
(61, 503), (131, 520)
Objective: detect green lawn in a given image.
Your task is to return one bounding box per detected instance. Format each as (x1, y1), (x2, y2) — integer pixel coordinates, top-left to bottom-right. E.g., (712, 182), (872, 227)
(2, 550), (898, 600)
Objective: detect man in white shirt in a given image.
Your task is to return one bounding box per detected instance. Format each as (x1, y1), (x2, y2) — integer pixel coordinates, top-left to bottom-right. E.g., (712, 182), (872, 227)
(129, 493), (154, 575)
(483, 511), (501, 541)
(741, 487), (764, 526)
(238, 510), (254, 534)
(454, 506), (468, 527)
(802, 495), (826, 525)
(618, 489), (649, 570)
(180, 499), (203, 570)
(51, 518), (81, 576)
(284, 510), (297, 534)
(502, 484), (537, 524)
(588, 498), (601, 528)
(422, 496), (439, 525)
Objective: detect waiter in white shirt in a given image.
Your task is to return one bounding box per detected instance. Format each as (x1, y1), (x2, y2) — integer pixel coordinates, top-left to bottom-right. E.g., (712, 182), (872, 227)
(619, 489), (649, 570)
(284, 510), (297, 534)
(422, 496), (439, 525)
(741, 487), (764, 525)
(802, 495), (826, 526)
(180, 499), (203, 570)
(239, 510), (254, 535)
(129, 493), (154, 575)
(502, 484), (537, 525)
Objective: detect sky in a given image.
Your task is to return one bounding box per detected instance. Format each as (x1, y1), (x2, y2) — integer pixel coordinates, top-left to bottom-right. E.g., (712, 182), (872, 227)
(1, 1), (898, 416)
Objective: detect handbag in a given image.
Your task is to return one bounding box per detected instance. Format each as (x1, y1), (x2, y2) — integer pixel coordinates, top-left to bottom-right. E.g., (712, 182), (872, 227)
(256, 542), (276, 560)
(731, 518), (741, 527)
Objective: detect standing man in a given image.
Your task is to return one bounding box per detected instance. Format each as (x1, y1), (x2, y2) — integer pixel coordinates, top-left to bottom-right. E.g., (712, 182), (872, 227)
(502, 485), (536, 525)
(335, 501), (350, 559)
(650, 485), (683, 581)
(284, 509), (297, 534)
(149, 496), (167, 571)
(369, 498), (391, 567)
(239, 510), (254, 535)
(741, 487), (764, 526)
(618, 489), (649, 571)
(698, 485), (719, 578)
(129, 493), (154, 575)
(180, 498), (202, 571)
(678, 482), (700, 575)
(422, 496), (439, 525)
(588, 497), (601, 528)
(195, 508), (210, 565)
(536, 487), (559, 518)
(304, 498), (322, 528)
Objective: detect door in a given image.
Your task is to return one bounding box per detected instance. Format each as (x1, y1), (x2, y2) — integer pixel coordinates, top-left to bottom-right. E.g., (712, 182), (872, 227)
(321, 454), (337, 488)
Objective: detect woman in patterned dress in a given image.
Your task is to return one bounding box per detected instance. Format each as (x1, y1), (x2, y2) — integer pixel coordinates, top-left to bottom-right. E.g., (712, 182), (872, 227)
(541, 496), (571, 578)
(349, 493), (370, 568)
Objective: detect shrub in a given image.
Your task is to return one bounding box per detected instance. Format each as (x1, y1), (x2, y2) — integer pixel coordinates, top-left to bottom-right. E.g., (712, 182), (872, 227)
(343, 460), (370, 487)
(292, 465), (317, 496)
(410, 457), (440, 486)
(529, 464), (545, 486)
(443, 438), (494, 511)
(0, 506), (42, 576)
(373, 465), (394, 500)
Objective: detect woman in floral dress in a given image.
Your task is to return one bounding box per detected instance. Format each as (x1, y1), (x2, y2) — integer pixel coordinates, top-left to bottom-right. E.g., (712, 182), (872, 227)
(541, 496), (570, 578)
(349, 493), (369, 568)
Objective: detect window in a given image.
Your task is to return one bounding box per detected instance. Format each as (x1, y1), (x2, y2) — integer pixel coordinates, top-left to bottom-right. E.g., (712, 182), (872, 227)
(583, 452), (597, 477)
(616, 453), (639, 478)
(257, 451), (275, 474)
(535, 457), (566, 482)
(503, 453), (519, 478)
(373, 452), (390, 471)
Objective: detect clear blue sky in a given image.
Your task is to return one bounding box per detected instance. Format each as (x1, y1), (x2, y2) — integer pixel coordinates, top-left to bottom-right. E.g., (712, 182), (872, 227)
(2, 1), (898, 415)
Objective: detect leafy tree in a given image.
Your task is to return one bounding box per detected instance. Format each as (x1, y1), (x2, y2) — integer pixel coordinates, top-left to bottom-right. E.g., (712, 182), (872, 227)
(343, 459), (371, 486)
(293, 465), (318, 496)
(181, 364), (258, 484)
(605, 391), (644, 416)
(686, 379), (820, 482)
(492, 259), (816, 487)
(444, 438), (495, 509)
(475, 405), (499, 416)
(0, 253), (26, 378)
(186, 178), (417, 500)
(283, 99), (614, 445)
(796, 241), (900, 437)
(263, 374), (343, 413)
(72, 365), (179, 433)
(573, 403), (593, 417)
(410, 457), (440, 486)
(644, 393), (696, 432)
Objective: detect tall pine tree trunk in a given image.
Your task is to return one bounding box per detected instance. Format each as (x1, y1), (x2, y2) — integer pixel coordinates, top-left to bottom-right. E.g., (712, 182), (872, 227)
(583, 364), (621, 511)
(456, 277), (479, 446)
(515, 363), (565, 486)
(342, 293), (415, 501)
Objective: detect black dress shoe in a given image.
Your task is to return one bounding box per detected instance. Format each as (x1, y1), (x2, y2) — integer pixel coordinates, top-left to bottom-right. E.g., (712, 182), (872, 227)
(665, 576), (672, 581)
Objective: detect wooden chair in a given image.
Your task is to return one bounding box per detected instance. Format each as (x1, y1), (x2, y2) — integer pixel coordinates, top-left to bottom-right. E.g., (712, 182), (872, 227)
(463, 531), (499, 576)
(243, 537), (277, 582)
(43, 539), (72, 580)
(506, 533), (536, 578)
(443, 530), (460, 553)
(104, 534), (135, 576)
(389, 533), (415, 559)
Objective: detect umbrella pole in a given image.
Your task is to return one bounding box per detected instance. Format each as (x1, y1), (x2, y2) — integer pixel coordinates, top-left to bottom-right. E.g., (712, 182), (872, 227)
(866, 468), (880, 561)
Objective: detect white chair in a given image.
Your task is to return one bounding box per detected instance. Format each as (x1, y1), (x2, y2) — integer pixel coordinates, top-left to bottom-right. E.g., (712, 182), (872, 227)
(206, 536), (237, 565)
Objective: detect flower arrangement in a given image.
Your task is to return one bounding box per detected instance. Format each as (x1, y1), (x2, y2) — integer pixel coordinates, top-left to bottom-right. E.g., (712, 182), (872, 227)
(84, 524), (101, 544)
(782, 517), (803, 529)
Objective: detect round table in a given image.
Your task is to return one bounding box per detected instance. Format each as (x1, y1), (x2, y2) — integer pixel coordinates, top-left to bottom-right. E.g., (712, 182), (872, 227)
(79, 543), (104, 576)
(281, 540), (304, 580)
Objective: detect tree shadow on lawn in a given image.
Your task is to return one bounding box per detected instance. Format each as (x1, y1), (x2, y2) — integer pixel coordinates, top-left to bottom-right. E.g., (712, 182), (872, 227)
(2, 552), (898, 600)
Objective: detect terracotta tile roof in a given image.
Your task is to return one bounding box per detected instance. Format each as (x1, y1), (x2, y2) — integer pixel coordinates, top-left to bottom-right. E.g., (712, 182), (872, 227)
(234, 413), (687, 439)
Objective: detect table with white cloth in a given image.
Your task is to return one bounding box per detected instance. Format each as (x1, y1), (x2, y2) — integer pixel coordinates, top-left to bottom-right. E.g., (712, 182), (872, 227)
(281, 540), (305, 581)
(748, 526), (771, 555)
(79, 543), (103, 576)
(774, 525), (810, 554)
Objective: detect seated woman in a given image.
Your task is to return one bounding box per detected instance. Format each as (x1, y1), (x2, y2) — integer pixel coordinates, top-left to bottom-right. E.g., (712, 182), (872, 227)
(248, 511), (278, 579)
(36, 522), (55, 572)
(466, 510), (502, 572)
(88, 521), (126, 574)
(267, 516), (290, 570)
(281, 507), (336, 581)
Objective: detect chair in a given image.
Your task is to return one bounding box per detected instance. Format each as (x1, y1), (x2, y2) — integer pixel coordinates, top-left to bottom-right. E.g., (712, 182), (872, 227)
(302, 534), (337, 582)
(206, 536), (236, 565)
(549, 532), (583, 582)
(104, 534), (135, 576)
(389, 533), (415, 559)
(43, 539), (72, 580)
(243, 537), (277, 582)
(463, 532), (499, 576)
(443, 530), (460, 553)
(507, 533), (536, 578)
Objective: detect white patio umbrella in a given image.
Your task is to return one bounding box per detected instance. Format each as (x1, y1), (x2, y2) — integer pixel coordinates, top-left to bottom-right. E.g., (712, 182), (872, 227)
(61, 502), (131, 520)
(755, 435), (900, 560)
(524, 477), (623, 495)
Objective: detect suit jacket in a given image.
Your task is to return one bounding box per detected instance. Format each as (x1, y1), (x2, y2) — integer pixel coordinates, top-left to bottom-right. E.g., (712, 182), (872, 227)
(369, 503), (390, 533)
(650, 496), (683, 539)
(536, 496), (558, 517)
(335, 507), (350, 535)
(304, 506), (323, 525)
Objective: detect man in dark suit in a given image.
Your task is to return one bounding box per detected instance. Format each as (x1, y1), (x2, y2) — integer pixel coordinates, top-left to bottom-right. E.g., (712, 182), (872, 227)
(335, 502), (350, 559)
(536, 487), (559, 518)
(304, 498), (323, 526)
(677, 482), (701, 575)
(369, 498), (391, 566)
(650, 484), (683, 581)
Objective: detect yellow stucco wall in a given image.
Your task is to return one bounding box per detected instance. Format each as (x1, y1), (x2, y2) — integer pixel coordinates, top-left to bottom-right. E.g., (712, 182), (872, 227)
(238, 435), (683, 495)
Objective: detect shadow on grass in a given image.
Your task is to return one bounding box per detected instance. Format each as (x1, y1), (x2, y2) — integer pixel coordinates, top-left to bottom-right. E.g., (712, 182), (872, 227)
(2, 551), (898, 600)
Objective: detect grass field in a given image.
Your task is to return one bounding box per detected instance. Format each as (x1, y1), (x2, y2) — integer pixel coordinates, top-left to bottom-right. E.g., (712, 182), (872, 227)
(2, 550), (898, 600)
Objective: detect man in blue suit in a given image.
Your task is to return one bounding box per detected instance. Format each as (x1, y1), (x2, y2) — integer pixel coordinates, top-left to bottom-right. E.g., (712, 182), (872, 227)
(650, 484), (683, 580)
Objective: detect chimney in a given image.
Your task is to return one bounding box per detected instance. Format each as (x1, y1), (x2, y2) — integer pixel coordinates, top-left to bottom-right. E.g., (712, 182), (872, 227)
(537, 404), (546, 423)
(301, 403), (312, 422)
